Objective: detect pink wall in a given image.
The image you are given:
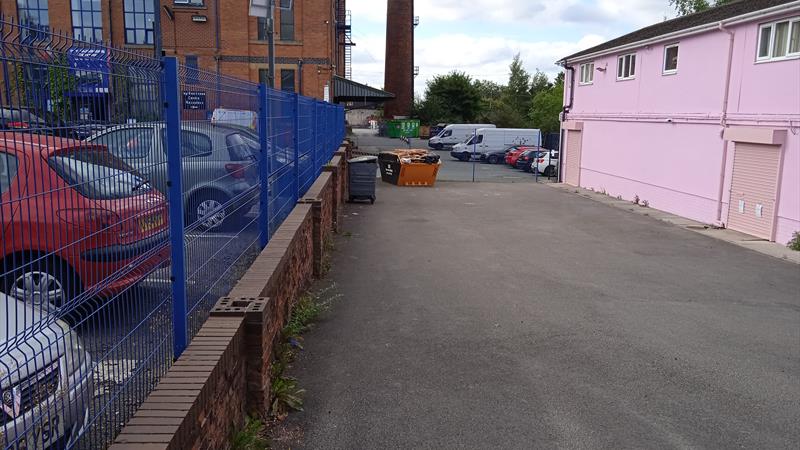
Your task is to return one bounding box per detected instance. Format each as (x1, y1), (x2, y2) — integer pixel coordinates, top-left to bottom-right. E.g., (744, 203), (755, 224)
(563, 11), (800, 244)
(728, 14), (800, 117)
(774, 132), (800, 245)
(578, 120), (723, 224)
(571, 32), (730, 115)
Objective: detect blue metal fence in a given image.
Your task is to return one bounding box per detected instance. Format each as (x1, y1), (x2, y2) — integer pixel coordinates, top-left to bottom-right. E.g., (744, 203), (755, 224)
(0, 18), (344, 449)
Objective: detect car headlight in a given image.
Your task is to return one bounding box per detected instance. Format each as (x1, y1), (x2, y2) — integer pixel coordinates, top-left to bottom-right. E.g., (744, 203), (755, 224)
(63, 332), (89, 377)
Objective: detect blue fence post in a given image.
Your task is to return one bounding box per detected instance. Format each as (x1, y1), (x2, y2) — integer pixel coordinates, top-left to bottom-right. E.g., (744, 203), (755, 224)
(258, 84), (271, 248)
(313, 101), (318, 174)
(162, 56), (187, 357)
(294, 92), (301, 200)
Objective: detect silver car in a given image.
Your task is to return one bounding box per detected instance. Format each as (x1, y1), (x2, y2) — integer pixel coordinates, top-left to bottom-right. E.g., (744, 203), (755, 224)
(1, 294), (93, 448)
(88, 122), (260, 231)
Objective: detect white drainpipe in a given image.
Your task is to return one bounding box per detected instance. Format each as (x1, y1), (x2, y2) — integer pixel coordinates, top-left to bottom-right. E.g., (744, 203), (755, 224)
(714, 21), (736, 227)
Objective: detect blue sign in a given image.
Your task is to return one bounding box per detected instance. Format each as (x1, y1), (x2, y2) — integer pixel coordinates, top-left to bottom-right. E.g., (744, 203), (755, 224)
(67, 47), (110, 95)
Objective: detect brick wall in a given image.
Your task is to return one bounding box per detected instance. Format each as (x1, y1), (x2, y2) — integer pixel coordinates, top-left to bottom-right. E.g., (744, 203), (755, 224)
(110, 143), (349, 450)
(383, 0), (414, 118)
(8, 0), (341, 99)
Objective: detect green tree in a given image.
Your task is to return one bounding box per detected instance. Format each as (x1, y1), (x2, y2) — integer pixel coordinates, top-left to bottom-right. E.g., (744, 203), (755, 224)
(417, 71), (482, 123)
(501, 54), (531, 127)
(473, 79), (504, 123)
(669, 0), (735, 16)
(529, 69), (552, 100)
(529, 74), (564, 135)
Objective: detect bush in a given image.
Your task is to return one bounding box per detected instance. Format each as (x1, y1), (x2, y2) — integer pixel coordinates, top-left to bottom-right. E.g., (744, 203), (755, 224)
(788, 232), (800, 251)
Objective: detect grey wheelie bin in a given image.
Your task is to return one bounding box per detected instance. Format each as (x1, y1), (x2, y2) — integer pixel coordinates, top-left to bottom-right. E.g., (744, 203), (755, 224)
(348, 155), (378, 204)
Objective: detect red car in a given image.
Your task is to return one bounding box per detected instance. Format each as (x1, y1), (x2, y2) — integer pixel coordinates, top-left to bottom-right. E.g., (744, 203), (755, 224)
(0, 132), (169, 308)
(505, 146), (536, 166)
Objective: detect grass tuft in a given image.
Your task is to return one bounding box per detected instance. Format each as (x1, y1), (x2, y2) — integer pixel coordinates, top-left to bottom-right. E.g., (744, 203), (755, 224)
(232, 417), (270, 450)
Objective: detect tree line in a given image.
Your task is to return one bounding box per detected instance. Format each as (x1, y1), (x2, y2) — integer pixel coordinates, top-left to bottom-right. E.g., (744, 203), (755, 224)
(412, 54), (564, 134)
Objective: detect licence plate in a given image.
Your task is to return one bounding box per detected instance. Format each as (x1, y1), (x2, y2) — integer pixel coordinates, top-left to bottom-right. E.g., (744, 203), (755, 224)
(12, 414), (64, 449)
(139, 214), (164, 232)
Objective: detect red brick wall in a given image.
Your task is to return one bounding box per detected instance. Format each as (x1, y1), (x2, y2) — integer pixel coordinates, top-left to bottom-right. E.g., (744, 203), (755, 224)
(111, 316), (247, 450)
(17, 0), (340, 99)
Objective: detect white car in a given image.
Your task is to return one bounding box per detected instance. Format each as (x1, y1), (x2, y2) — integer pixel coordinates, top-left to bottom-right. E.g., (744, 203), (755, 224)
(1, 294), (93, 448)
(530, 149), (560, 177)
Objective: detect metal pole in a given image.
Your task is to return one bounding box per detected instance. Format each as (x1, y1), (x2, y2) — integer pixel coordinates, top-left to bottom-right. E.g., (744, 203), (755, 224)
(258, 84), (271, 248)
(294, 92), (301, 199)
(471, 129), (476, 183)
(267, 0), (276, 88)
(153, 0), (163, 58)
(162, 57), (187, 357)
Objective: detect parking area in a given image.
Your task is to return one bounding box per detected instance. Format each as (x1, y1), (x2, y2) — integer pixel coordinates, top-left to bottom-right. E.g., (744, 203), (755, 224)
(351, 128), (551, 183)
(282, 181), (800, 449)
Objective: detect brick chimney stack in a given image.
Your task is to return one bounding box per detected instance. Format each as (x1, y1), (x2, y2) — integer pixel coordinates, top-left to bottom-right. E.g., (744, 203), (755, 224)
(384, 0), (414, 118)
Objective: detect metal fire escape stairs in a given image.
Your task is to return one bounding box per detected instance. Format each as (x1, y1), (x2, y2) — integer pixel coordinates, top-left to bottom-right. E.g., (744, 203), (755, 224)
(336, 1), (355, 80)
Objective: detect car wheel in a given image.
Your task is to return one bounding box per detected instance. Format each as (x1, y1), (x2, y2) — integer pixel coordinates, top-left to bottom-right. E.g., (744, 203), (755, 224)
(190, 193), (229, 232)
(543, 166), (555, 177)
(435, 143), (444, 150)
(460, 152), (471, 162)
(488, 155), (499, 164)
(2, 258), (78, 309)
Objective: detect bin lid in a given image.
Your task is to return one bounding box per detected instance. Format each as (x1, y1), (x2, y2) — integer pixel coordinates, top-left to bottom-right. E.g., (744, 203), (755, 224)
(348, 155), (378, 163)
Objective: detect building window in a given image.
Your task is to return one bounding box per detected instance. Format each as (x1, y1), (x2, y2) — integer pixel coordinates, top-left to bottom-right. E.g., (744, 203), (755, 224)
(258, 69), (269, 85)
(663, 44), (679, 74)
(71, 0), (103, 42)
(617, 53), (636, 80)
(280, 69), (295, 93)
(257, 17), (269, 41)
(757, 17), (800, 61)
(579, 63), (594, 84)
(17, 0), (49, 34)
(185, 55), (199, 84)
(123, 0), (155, 45)
(279, 0), (294, 41)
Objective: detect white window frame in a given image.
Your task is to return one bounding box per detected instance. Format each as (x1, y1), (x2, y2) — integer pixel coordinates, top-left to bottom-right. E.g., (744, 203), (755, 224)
(663, 44), (679, 75)
(617, 53), (636, 80)
(756, 16), (800, 62)
(579, 62), (594, 85)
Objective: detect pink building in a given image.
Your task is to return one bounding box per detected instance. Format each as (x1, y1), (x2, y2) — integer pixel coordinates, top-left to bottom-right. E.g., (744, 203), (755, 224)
(558, 0), (799, 244)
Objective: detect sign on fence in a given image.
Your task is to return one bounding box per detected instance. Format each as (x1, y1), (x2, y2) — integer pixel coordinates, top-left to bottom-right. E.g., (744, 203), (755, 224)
(182, 91), (207, 110)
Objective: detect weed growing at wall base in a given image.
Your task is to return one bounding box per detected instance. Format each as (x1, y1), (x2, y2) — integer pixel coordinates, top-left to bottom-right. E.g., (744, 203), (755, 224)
(232, 417), (270, 450)
(788, 232), (800, 251)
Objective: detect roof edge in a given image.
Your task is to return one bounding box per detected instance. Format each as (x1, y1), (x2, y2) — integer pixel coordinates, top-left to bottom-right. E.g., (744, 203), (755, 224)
(559, 0), (800, 65)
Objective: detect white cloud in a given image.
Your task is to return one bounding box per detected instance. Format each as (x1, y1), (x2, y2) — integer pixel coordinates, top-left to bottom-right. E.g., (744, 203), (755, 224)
(346, 0), (674, 95)
(349, 0), (672, 27)
(351, 32), (605, 95)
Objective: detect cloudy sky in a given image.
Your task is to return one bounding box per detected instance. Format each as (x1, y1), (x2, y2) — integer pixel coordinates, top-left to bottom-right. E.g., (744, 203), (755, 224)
(348, 0), (677, 95)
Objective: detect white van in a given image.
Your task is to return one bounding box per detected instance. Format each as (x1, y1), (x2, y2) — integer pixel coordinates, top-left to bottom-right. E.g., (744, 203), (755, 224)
(211, 108), (257, 130)
(428, 123), (495, 149)
(450, 128), (541, 161)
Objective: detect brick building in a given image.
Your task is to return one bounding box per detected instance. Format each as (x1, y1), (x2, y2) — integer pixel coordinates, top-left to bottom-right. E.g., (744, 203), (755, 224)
(1, 0), (351, 100)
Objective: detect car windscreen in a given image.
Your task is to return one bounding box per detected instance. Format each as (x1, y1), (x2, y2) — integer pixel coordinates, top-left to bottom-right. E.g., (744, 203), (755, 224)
(48, 148), (151, 200)
(225, 133), (259, 161)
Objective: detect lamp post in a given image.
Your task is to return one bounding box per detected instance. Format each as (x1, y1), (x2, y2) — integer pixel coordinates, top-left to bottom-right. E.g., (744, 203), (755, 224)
(153, 0), (162, 58)
(250, 0), (276, 88)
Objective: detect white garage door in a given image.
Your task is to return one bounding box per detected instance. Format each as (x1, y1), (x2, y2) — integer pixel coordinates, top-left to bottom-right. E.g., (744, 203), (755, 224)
(564, 130), (582, 186)
(726, 142), (781, 241)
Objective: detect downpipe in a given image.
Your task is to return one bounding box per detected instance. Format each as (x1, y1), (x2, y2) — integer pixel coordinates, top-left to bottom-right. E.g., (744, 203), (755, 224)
(714, 22), (735, 227)
(558, 65), (576, 183)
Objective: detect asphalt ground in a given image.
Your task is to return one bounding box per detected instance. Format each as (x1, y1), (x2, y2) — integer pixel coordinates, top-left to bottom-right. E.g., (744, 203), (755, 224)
(280, 180), (800, 449)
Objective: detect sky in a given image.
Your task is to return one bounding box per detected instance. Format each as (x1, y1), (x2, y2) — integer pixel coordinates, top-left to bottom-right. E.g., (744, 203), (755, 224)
(348, 0), (678, 96)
